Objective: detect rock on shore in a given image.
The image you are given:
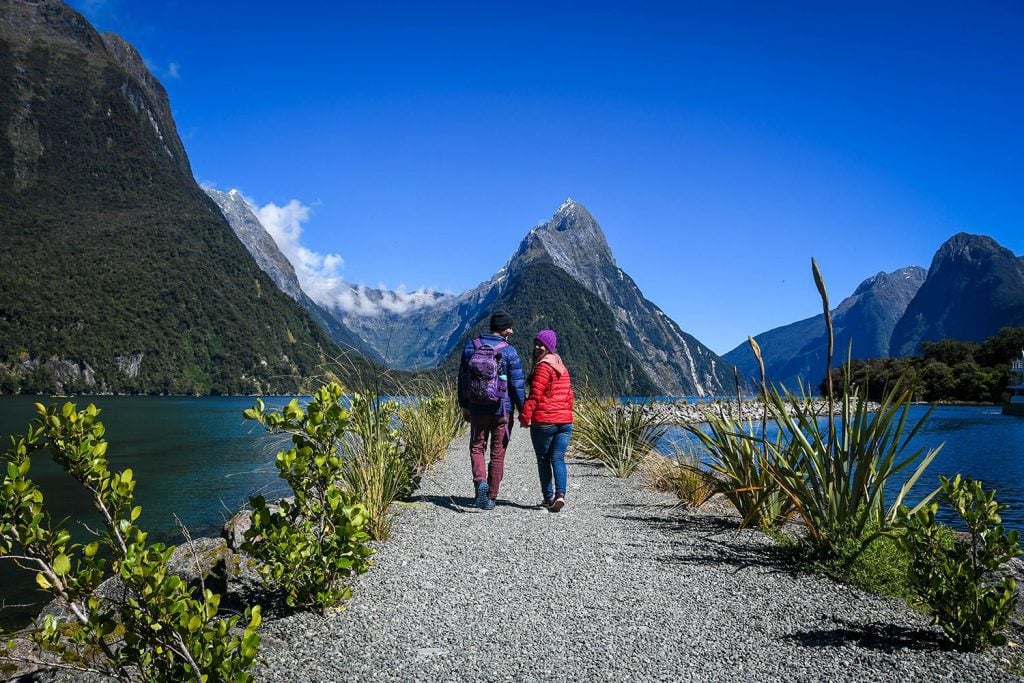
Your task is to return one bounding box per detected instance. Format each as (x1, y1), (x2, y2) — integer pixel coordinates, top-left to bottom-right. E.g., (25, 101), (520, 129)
(640, 397), (877, 426)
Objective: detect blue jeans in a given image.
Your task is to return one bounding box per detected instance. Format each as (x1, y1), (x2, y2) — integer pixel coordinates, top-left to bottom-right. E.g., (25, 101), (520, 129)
(530, 423), (572, 499)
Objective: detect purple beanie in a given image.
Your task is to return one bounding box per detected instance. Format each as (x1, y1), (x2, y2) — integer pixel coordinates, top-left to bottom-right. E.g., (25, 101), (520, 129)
(535, 329), (557, 353)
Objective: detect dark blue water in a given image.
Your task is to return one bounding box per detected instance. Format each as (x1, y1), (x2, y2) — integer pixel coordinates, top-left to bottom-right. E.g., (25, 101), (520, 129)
(660, 403), (1024, 531)
(0, 395), (293, 628)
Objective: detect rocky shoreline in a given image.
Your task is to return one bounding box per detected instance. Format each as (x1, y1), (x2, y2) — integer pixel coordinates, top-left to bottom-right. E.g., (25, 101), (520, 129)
(637, 397), (877, 426)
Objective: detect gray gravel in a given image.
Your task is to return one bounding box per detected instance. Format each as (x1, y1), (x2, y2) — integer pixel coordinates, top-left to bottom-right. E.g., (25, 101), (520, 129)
(254, 430), (1022, 682)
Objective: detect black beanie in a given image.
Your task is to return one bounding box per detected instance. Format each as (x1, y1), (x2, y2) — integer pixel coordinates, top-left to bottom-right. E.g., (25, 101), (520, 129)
(489, 310), (513, 331)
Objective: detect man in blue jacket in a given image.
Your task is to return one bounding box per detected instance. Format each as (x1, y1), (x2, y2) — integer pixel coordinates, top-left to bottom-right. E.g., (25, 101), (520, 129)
(457, 310), (526, 510)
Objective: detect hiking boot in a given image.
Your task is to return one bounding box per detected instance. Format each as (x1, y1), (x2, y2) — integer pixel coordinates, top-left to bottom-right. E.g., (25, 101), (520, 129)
(540, 497), (555, 509)
(474, 481), (490, 509)
(483, 498), (495, 511)
(549, 494), (565, 512)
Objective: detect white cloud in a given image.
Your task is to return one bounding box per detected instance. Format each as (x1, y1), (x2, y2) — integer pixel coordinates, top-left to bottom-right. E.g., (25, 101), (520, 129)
(253, 198), (440, 317)
(142, 58), (181, 81)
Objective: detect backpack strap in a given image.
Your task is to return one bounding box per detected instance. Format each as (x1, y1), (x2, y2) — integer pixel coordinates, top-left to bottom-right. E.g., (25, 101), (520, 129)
(494, 341), (510, 381)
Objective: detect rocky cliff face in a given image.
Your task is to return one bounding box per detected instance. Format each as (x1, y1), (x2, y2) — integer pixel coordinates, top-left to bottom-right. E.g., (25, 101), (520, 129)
(723, 266), (927, 390)
(205, 188), (303, 299)
(890, 233), (1024, 356)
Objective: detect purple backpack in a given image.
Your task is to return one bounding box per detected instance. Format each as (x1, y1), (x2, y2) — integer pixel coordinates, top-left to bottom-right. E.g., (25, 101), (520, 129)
(465, 338), (509, 406)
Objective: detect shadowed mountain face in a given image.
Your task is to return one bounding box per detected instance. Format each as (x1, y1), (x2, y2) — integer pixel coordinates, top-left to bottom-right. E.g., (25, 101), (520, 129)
(0, 0), (340, 394)
(723, 267), (927, 390)
(890, 233), (1024, 356)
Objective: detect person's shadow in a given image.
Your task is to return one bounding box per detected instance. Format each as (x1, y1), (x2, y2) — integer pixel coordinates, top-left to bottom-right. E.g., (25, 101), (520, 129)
(417, 494), (548, 512)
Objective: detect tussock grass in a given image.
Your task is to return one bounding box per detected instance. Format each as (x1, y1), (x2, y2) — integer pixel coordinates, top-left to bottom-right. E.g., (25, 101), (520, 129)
(397, 379), (465, 473)
(341, 394), (413, 541)
(640, 447), (716, 509)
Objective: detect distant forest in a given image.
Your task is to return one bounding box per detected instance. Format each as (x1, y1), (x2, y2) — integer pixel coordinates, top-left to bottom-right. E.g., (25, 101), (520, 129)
(824, 327), (1024, 403)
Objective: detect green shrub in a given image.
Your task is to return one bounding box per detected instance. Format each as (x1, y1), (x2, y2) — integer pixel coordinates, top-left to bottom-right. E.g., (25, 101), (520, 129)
(900, 475), (1022, 651)
(243, 385), (374, 610)
(572, 398), (666, 478)
(1, 402), (260, 681)
(818, 524), (916, 601)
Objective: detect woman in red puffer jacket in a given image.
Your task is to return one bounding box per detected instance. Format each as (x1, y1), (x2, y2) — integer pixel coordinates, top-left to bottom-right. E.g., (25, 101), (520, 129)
(519, 328), (574, 512)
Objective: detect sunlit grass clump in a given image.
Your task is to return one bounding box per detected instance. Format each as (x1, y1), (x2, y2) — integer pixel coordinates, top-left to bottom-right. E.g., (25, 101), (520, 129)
(640, 446), (716, 509)
(397, 379), (465, 473)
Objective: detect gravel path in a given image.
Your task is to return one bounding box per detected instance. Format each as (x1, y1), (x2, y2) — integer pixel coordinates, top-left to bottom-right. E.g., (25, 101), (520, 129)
(254, 430), (1022, 682)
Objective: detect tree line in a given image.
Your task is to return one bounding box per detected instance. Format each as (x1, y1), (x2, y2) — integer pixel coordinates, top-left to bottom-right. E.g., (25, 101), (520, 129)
(822, 327), (1024, 403)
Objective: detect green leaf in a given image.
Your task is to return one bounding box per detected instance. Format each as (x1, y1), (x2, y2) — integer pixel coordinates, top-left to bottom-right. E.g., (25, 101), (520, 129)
(36, 572), (52, 589)
(52, 554), (71, 576)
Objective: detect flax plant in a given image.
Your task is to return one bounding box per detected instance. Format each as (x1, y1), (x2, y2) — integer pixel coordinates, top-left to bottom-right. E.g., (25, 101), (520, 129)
(685, 340), (793, 529)
(572, 397), (666, 478)
(761, 259), (941, 561)
(341, 394), (415, 541)
(686, 412), (794, 529)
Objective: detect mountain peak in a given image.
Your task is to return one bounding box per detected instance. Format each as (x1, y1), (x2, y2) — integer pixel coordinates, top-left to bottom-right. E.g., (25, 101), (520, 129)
(890, 232), (1024, 355)
(851, 266), (926, 297)
(931, 232), (1007, 272)
(549, 198), (598, 233)
(510, 200), (614, 281)
(556, 197), (579, 215)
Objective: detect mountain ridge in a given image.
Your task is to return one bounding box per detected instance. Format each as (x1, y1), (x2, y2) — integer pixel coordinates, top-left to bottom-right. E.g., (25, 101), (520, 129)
(723, 266), (927, 390)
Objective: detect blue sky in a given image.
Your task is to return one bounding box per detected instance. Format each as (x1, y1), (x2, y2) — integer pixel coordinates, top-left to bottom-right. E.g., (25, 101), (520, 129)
(68, 0), (1024, 355)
